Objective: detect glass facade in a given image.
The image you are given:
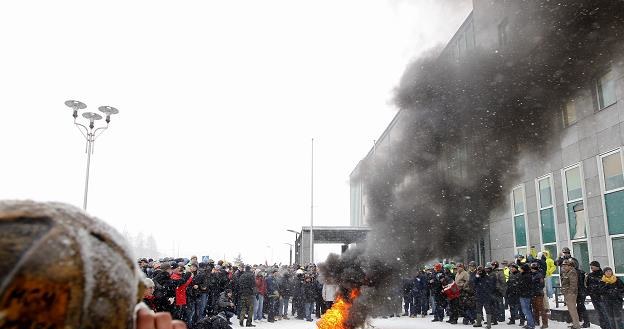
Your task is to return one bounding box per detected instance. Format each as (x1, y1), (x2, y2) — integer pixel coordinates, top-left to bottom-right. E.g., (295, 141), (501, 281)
(597, 70), (617, 110)
(514, 215), (527, 247)
(613, 237), (624, 274)
(566, 167), (583, 200)
(567, 201), (587, 240)
(541, 208), (557, 243)
(573, 241), (590, 273)
(602, 152), (624, 191)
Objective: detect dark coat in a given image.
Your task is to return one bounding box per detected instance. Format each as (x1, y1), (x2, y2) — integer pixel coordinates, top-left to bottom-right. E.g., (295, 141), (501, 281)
(473, 273), (495, 304)
(506, 271), (522, 303)
(266, 276), (280, 299)
(402, 278), (414, 296)
(238, 271), (256, 297)
(585, 269), (605, 301)
(530, 271), (545, 297)
(302, 280), (317, 303)
(411, 275), (427, 297)
(601, 277), (624, 303)
(279, 274), (293, 297)
(518, 271), (533, 299)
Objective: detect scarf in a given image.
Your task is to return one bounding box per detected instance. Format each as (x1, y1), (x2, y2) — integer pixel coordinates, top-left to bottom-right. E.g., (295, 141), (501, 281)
(602, 274), (617, 284)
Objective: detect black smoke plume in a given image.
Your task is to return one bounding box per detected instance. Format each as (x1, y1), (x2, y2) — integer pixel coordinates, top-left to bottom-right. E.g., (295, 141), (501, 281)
(319, 1), (624, 328)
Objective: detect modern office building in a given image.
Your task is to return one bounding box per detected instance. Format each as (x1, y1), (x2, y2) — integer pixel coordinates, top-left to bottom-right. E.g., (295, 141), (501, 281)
(350, 0), (624, 276)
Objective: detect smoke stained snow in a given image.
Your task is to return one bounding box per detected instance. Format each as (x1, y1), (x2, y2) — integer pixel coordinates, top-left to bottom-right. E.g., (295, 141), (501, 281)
(319, 1), (624, 328)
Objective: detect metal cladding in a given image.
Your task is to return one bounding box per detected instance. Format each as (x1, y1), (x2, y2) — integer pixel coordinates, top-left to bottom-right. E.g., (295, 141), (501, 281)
(0, 200), (142, 329)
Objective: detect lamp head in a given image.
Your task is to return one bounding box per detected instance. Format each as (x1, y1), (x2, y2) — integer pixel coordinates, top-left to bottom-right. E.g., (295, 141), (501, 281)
(64, 100), (87, 119)
(82, 112), (103, 129)
(98, 106), (119, 124)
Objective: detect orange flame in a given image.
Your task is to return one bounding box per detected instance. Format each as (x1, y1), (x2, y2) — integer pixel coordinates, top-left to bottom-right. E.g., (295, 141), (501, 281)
(316, 288), (360, 329)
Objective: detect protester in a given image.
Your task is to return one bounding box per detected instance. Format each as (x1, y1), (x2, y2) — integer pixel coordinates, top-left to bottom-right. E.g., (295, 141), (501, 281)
(586, 261), (611, 329)
(602, 267), (624, 329)
(561, 259), (581, 329)
(506, 263), (525, 326)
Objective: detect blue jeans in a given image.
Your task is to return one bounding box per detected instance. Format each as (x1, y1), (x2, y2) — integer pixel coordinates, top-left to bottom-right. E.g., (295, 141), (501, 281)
(520, 298), (535, 329)
(545, 276), (554, 298)
(253, 294), (264, 320)
(304, 302), (313, 321)
(280, 297), (289, 316)
(197, 293), (209, 319)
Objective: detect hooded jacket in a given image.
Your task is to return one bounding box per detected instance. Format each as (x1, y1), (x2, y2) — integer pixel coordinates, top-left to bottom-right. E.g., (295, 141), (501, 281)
(543, 250), (556, 277)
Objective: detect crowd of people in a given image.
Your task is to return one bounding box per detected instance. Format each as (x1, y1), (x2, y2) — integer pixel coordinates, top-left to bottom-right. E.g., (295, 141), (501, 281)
(400, 247), (624, 329)
(135, 247), (624, 329)
(137, 256), (337, 329)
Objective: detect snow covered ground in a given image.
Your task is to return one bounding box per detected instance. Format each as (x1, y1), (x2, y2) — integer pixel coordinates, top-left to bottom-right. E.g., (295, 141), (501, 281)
(245, 314), (601, 329)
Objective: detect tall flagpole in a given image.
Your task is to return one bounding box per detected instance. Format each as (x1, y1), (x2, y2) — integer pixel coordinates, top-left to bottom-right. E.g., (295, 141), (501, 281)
(310, 138), (314, 264)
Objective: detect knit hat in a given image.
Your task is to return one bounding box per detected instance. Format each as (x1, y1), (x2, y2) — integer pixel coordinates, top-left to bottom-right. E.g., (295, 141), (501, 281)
(590, 261), (601, 268)
(604, 266), (613, 273)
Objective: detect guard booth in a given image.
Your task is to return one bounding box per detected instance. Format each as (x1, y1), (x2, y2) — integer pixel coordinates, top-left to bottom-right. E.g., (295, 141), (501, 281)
(293, 226), (370, 265)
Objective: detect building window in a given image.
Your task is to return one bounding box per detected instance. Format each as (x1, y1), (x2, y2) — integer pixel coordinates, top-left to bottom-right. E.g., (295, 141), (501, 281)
(537, 175), (559, 278)
(613, 237), (624, 274)
(537, 176), (557, 243)
(563, 99), (578, 127)
(563, 164), (591, 273)
(512, 185), (528, 255)
(599, 149), (624, 275)
(596, 70), (617, 110)
(498, 18), (509, 47)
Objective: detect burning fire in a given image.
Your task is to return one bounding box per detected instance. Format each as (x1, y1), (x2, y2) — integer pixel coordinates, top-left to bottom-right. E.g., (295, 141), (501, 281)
(317, 288), (360, 329)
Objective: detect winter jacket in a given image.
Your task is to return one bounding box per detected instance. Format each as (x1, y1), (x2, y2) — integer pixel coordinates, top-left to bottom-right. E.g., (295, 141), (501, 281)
(543, 251), (556, 277)
(473, 273), (496, 303)
(506, 271), (522, 303)
(455, 270), (470, 290)
(255, 276), (267, 296)
(530, 271), (545, 297)
(518, 271), (533, 299)
(601, 276), (624, 303)
(278, 275), (293, 297)
(561, 267), (578, 295)
(238, 271), (256, 297)
(412, 274), (428, 297)
(402, 278), (414, 296)
(493, 269), (507, 296)
(193, 269), (210, 294)
(302, 280), (317, 303)
(585, 269), (605, 301)
(171, 272), (193, 306)
(266, 276), (279, 299)
(217, 291), (235, 311)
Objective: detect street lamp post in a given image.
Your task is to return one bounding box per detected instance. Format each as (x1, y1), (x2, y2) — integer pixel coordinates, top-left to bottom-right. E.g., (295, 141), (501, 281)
(286, 229), (300, 264)
(64, 100), (119, 210)
(284, 243), (293, 265)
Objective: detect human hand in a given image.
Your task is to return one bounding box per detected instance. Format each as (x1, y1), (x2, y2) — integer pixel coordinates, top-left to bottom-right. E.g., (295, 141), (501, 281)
(137, 308), (187, 329)
(193, 285), (199, 289)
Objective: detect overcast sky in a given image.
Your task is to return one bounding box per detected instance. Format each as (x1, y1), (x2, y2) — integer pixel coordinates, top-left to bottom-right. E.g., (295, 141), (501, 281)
(0, 0), (471, 264)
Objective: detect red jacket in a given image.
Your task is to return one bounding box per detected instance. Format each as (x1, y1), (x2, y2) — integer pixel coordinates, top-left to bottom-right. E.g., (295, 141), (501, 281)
(255, 276), (267, 295)
(171, 272), (193, 305)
